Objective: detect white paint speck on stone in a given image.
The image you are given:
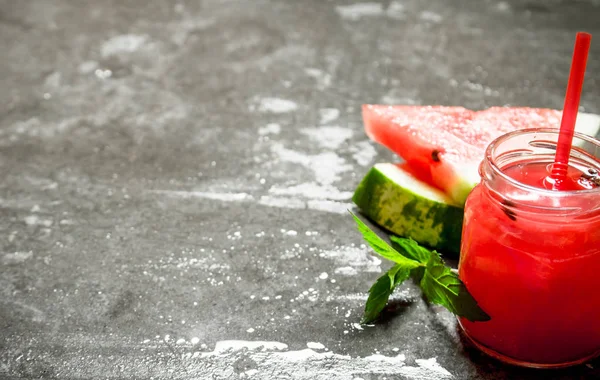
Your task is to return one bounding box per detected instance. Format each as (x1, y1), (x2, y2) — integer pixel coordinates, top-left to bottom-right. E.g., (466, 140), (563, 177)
(247, 328), (255, 333)
(101, 34), (147, 57)
(24, 215), (53, 227)
(419, 11), (443, 23)
(78, 60), (99, 74)
(329, 293), (370, 303)
(209, 341), (288, 354)
(258, 123), (282, 135)
(258, 196), (306, 210)
(495, 1), (511, 12)
(151, 190), (254, 202)
(199, 340), (453, 379)
(335, 3), (384, 20)
(350, 141), (378, 167)
(306, 342), (326, 350)
(319, 272), (329, 280)
(94, 69), (112, 79)
(257, 98), (298, 114)
(387, 1), (406, 19)
(414, 358), (454, 378)
(301, 126), (353, 150)
(319, 108), (340, 125)
(304, 68), (332, 90)
(306, 200), (353, 215)
(1, 251), (33, 265)
(269, 183), (352, 201)
(319, 246), (381, 274)
(351, 323), (364, 331)
(334, 266), (359, 276)
(271, 143), (353, 185)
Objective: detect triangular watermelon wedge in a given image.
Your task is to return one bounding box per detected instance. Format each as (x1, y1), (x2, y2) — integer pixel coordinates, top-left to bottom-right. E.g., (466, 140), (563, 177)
(362, 105), (600, 205)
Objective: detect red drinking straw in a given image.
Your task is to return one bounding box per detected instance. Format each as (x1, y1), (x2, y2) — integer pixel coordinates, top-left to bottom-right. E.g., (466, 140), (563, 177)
(552, 32), (592, 180)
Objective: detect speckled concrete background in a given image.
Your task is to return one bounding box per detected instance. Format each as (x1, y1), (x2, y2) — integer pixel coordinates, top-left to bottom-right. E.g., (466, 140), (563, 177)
(1, 0), (599, 379)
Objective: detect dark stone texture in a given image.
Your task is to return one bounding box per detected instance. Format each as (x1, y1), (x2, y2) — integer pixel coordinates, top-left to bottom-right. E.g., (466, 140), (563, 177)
(1, 0), (599, 379)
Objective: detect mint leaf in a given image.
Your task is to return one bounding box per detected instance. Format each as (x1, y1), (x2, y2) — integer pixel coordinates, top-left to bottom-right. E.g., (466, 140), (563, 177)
(350, 212), (420, 268)
(351, 212), (423, 324)
(409, 266), (426, 283)
(420, 252), (491, 322)
(390, 236), (431, 264)
(362, 264), (411, 324)
(351, 212), (489, 324)
(390, 236), (430, 282)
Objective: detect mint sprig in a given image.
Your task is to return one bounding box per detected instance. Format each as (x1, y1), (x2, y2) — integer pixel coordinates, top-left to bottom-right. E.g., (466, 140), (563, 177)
(390, 235), (431, 264)
(362, 264), (412, 324)
(420, 252), (491, 322)
(352, 214), (421, 269)
(351, 212), (490, 324)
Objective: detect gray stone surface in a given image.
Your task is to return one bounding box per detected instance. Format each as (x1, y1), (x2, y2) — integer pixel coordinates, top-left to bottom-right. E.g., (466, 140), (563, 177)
(1, 0), (599, 379)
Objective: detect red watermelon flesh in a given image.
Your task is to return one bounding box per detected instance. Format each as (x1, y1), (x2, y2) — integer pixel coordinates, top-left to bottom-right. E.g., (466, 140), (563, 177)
(362, 105), (564, 205)
(394, 162), (434, 187)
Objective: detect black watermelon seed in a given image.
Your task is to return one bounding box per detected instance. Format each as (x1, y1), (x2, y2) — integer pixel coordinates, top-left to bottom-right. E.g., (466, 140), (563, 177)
(431, 150), (441, 162)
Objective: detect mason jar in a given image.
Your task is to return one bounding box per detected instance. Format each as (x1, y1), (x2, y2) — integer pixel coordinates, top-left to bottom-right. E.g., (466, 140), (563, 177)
(457, 128), (600, 368)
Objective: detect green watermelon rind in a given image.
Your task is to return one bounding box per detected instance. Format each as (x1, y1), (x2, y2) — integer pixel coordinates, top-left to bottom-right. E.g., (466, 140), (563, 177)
(353, 163), (464, 255)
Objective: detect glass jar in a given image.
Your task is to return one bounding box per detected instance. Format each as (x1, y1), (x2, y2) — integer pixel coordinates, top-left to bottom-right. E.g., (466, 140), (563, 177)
(457, 128), (600, 368)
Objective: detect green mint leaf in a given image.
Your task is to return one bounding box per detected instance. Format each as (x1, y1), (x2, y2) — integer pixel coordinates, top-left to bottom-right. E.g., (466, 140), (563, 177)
(362, 264), (411, 324)
(350, 212), (489, 323)
(390, 236), (432, 264)
(420, 252), (491, 322)
(350, 212), (420, 268)
(389, 236), (430, 283)
(410, 266), (426, 283)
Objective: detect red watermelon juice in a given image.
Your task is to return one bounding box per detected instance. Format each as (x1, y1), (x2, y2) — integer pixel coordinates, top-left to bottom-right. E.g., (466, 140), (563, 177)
(458, 129), (600, 368)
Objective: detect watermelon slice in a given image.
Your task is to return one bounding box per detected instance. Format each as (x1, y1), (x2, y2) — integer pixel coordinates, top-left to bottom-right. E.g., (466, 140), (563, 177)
(353, 163), (464, 254)
(362, 105), (600, 205)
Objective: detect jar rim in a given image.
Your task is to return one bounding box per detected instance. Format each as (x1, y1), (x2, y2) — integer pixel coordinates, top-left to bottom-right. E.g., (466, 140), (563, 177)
(485, 128), (600, 196)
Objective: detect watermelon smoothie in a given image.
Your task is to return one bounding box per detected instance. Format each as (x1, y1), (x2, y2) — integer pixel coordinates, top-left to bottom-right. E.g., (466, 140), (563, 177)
(458, 129), (600, 367)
